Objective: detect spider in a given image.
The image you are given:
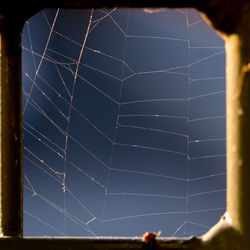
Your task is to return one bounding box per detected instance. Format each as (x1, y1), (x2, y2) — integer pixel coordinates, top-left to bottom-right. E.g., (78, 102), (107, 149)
(142, 231), (161, 249)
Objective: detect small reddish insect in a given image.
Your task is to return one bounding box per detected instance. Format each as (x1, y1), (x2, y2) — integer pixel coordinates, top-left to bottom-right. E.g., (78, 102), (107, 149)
(142, 231), (161, 249)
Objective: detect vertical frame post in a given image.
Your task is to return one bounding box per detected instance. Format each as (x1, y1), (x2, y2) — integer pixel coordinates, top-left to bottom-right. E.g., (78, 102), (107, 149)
(226, 31), (250, 244)
(0, 23), (23, 237)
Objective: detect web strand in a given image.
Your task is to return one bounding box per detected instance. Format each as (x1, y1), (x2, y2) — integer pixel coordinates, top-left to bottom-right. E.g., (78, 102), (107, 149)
(23, 9), (60, 114)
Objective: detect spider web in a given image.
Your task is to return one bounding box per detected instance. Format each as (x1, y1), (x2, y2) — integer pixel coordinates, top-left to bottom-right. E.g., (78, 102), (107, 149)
(22, 8), (226, 238)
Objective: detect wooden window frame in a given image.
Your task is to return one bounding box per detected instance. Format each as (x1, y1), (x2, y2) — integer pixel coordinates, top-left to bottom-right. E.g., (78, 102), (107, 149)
(1, 0), (250, 249)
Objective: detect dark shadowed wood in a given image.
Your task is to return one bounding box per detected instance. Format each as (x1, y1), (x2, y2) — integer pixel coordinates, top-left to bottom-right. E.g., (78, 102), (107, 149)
(0, 20), (23, 237)
(0, 237), (202, 250)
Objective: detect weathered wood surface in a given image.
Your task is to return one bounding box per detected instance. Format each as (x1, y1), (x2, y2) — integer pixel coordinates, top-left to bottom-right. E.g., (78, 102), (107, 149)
(0, 237), (202, 250)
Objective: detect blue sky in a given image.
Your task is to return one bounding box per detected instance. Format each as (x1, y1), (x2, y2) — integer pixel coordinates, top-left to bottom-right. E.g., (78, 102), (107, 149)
(22, 8), (226, 238)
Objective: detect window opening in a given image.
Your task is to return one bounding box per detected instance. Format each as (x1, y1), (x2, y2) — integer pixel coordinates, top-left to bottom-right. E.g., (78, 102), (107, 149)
(22, 8), (226, 238)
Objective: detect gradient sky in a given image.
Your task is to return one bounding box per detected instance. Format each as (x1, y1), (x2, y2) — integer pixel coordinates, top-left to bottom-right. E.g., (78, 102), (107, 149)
(22, 8), (226, 238)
